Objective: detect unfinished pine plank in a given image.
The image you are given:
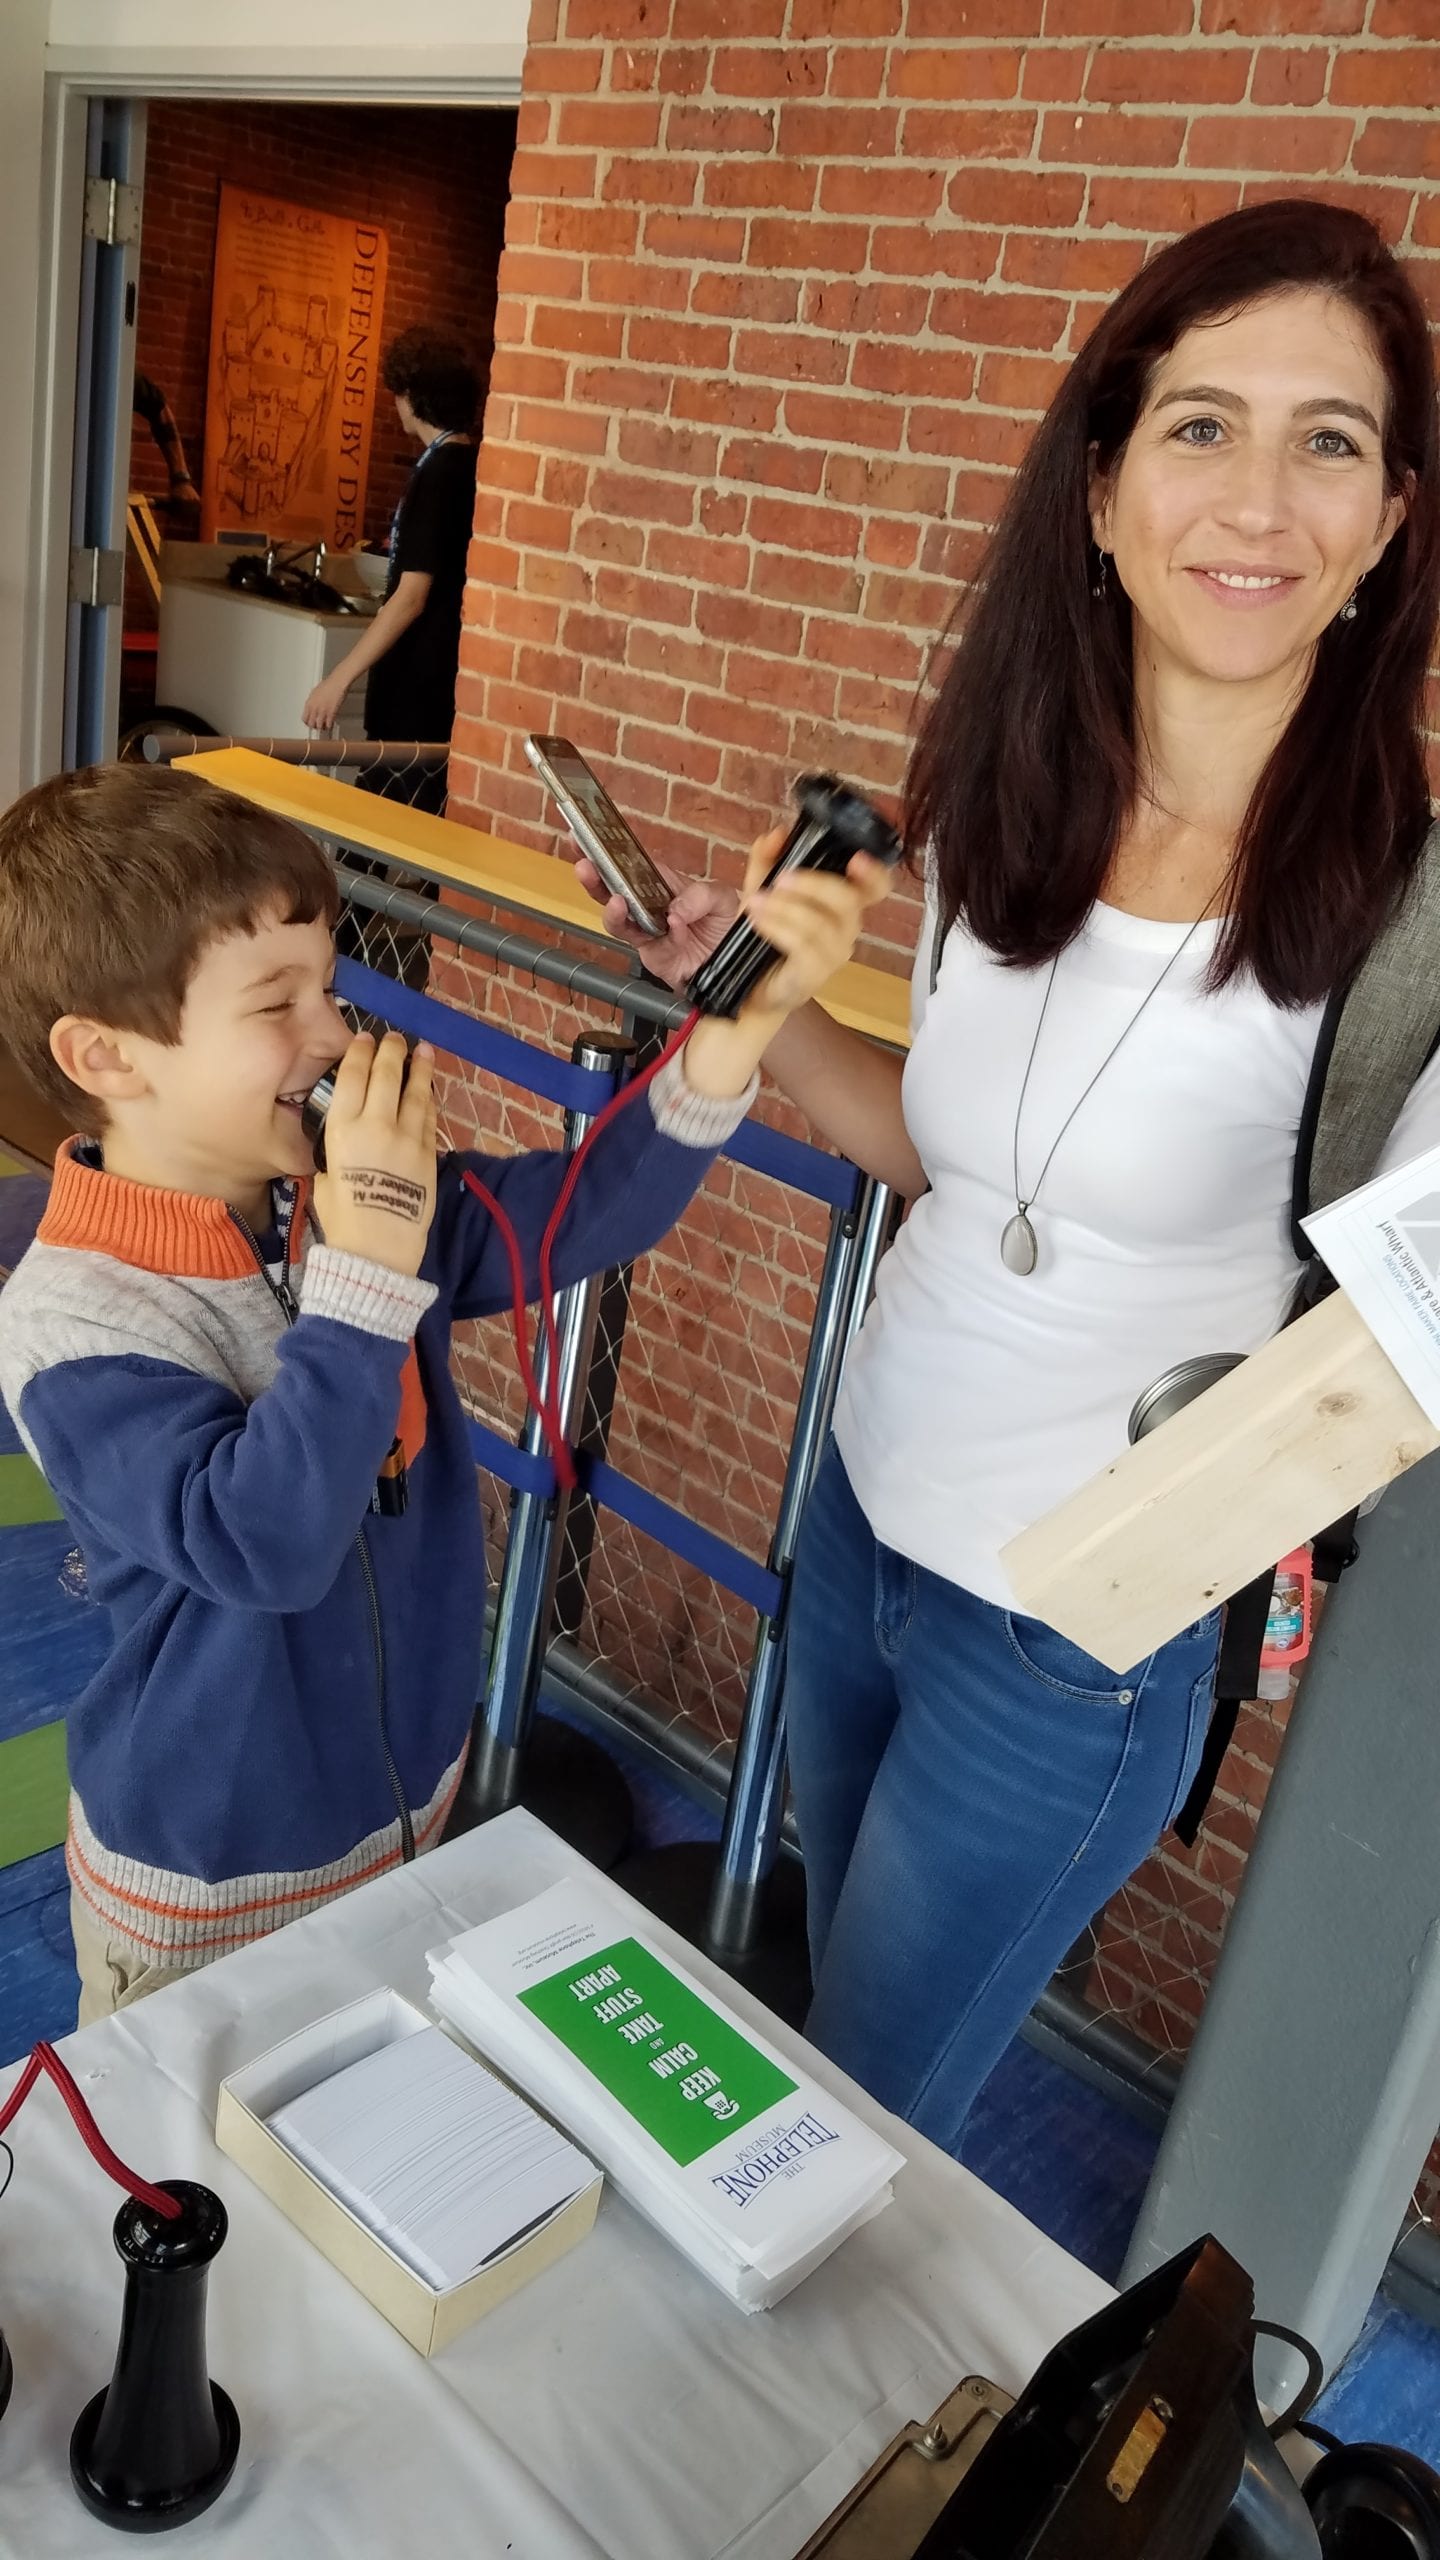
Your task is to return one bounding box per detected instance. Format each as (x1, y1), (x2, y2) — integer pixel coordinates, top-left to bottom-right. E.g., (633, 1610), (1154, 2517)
(1001, 1287), (1440, 1670)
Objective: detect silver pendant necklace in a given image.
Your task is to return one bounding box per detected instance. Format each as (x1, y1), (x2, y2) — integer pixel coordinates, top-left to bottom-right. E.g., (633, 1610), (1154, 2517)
(1003, 912), (1208, 1277)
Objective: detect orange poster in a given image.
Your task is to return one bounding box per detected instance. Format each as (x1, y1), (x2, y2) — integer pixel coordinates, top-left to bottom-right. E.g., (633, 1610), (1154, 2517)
(201, 184), (389, 551)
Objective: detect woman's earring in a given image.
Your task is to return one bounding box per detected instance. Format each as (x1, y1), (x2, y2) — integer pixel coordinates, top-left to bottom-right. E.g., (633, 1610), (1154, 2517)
(1092, 546), (1109, 600)
(1341, 575), (1363, 623)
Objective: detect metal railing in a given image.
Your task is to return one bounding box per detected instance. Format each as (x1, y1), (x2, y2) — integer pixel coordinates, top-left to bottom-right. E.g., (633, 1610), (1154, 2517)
(325, 860), (898, 1968)
(141, 734), (449, 775)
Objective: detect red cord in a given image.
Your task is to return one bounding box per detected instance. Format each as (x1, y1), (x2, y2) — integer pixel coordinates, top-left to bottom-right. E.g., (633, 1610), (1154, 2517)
(461, 1011), (700, 1491)
(0, 2040), (181, 2220)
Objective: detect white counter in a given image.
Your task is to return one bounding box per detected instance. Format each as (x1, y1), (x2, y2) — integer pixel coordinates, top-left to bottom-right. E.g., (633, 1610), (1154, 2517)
(155, 572), (375, 742)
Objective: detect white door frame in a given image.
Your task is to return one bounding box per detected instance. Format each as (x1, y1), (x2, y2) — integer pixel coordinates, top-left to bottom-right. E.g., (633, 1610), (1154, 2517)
(28, 46), (524, 785)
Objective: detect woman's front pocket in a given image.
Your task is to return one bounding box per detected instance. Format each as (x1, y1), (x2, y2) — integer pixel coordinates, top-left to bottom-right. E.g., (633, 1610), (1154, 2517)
(1002, 1610), (1154, 1705)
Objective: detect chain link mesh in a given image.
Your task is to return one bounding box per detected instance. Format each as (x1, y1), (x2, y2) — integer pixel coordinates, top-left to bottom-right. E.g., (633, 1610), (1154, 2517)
(340, 886), (827, 1793)
(551, 1149), (826, 1767)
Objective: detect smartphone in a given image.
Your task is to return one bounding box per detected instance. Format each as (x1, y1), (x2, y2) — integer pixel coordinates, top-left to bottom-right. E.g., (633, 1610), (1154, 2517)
(525, 735), (673, 938)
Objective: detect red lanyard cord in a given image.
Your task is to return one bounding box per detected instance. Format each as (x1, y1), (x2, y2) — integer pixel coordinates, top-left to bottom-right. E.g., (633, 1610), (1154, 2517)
(0, 2040), (181, 2221)
(459, 1011), (700, 1491)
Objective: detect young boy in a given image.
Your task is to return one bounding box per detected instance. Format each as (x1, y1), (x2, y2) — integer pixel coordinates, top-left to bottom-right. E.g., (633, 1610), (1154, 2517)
(0, 763), (887, 2024)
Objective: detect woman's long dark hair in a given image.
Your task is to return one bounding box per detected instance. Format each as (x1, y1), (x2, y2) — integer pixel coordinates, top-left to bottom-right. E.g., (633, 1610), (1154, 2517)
(906, 201), (1440, 1005)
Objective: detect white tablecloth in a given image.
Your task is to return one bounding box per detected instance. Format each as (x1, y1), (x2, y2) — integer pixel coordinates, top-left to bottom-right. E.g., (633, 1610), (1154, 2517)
(0, 1812), (1109, 2559)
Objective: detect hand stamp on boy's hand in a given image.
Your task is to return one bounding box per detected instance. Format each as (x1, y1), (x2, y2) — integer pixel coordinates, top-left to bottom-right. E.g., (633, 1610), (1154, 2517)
(339, 1169), (429, 1223)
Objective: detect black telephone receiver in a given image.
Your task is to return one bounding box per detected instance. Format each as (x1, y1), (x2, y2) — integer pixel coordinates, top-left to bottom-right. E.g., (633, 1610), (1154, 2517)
(687, 773), (902, 1020)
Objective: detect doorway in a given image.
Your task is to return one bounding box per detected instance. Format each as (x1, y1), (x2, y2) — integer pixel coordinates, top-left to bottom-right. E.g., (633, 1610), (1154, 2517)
(5, 76), (518, 1174)
(68, 96), (518, 772)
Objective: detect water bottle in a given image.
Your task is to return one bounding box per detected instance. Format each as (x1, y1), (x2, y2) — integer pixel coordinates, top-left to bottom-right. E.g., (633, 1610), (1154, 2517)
(1257, 1548), (1313, 1702)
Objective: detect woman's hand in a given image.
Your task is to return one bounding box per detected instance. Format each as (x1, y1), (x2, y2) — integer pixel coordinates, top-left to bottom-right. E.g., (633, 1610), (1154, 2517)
(313, 1033), (438, 1278)
(573, 853), (740, 992)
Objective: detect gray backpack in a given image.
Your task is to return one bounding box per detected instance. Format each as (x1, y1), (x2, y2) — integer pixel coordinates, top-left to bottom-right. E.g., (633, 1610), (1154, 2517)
(1289, 814), (1440, 1270)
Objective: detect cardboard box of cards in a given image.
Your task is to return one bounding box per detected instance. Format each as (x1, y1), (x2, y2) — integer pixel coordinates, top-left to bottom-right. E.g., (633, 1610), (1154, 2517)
(215, 1989), (601, 2355)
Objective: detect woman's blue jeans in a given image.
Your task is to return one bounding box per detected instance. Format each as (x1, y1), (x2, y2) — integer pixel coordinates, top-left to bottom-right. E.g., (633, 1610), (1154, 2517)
(784, 1440), (1220, 2153)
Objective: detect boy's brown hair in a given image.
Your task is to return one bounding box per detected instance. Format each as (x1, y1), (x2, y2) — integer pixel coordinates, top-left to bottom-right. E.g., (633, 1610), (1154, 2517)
(0, 763), (340, 1133)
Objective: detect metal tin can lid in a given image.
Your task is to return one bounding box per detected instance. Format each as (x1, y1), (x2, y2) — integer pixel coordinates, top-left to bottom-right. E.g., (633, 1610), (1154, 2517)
(1128, 1352), (1245, 1445)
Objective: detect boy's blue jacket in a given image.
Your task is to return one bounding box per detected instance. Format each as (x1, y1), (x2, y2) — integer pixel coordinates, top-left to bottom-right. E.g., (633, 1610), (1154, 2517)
(0, 1058), (750, 1966)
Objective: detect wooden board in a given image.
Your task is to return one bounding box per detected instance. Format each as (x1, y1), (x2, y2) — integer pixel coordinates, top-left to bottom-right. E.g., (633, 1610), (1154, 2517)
(179, 749), (914, 1050)
(1000, 1287), (1440, 1671)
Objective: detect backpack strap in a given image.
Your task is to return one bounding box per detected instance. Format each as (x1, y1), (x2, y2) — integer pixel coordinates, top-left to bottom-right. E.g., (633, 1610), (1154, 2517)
(1292, 815), (1440, 1258)
(1181, 822), (1440, 1844)
(1172, 1570), (1272, 1849)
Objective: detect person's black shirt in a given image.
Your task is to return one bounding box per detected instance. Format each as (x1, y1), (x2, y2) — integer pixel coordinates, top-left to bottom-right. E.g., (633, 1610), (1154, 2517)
(364, 436), (476, 744)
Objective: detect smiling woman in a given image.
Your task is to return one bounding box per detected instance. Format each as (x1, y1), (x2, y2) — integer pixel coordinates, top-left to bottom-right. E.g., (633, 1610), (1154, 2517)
(909, 200), (1440, 1004)
(570, 199), (1440, 2153)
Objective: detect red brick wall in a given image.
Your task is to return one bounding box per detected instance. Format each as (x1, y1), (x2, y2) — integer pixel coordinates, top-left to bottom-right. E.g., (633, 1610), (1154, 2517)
(131, 100), (517, 554)
(450, 0), (1440, 983)
(439, 0), (1440, 2121)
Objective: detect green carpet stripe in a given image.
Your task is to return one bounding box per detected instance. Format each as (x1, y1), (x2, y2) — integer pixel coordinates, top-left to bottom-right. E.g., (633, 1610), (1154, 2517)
(0, 1720), (69, 1868)
(0, 1452), (61, 1526)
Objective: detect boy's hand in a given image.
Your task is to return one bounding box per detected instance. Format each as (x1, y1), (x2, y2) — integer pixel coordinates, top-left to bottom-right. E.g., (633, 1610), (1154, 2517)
(734, 833), (893, 1025)
(681, 835), (894, 1099)
(313, 1033), (438, 1278)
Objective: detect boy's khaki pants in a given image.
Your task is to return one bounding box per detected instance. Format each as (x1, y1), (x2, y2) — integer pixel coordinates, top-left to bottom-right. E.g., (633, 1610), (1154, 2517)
(70, 1891), (199, 2029)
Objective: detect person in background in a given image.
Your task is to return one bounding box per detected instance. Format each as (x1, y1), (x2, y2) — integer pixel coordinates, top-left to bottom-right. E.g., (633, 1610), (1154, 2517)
(574, 201), (1440, 2154)
(302, 328), (480, 816)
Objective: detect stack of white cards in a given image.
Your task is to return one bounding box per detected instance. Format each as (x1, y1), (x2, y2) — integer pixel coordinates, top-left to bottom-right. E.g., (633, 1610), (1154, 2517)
(428, 1878), (903, 2312)
(267, 2022), (595, 2293)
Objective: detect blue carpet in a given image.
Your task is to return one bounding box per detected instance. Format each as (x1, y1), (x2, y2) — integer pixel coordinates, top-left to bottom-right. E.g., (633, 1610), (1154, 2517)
(597, 1738), (722, 1851)
(1313, 2299), (1440, 2459)
(960, 2035), (1160, 2285)
(0, 1846), (77, 2057)
(539, 1688), (723, 1850)
(958, 2034), (1440, 2465)
(0, 1515), (108, 1742)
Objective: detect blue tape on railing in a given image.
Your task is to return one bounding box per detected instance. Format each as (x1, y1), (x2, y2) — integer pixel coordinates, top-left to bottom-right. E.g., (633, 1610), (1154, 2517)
(338, 955), (864, 1210)
(578, 1456), (787, 1618)
(724, 1117), (861, 1211)
(466, 1420), (785, 1616)
(469, 1417), (557, 1499)
(334, 957), (617, 1114)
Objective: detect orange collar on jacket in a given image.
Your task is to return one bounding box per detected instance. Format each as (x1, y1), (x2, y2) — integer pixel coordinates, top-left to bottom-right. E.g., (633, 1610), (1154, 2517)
(40, 1141), (310, 1281)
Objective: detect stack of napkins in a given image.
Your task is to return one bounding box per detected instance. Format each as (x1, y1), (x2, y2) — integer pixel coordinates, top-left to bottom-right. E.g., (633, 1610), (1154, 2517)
(428, 1879), (903, 2311)
(267, 2022), (595, 2292)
